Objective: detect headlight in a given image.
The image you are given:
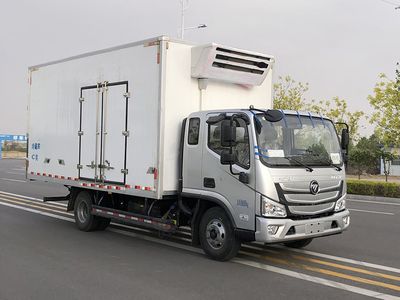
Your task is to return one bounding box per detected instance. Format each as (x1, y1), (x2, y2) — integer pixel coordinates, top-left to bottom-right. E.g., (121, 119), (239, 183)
(335, 198), (346, 212)
(261, 196), (287, 217)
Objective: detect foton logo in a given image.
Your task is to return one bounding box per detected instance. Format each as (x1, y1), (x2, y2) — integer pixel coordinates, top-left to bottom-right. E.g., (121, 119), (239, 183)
(309, 180), (320, 195)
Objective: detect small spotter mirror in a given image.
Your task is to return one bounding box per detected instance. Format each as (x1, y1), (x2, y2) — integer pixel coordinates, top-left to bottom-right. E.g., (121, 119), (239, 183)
(264, 109), (283, 123)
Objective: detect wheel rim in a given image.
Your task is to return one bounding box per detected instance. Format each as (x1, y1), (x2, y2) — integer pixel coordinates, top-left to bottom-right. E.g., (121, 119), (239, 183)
(77, 201), (89, 223)
(205, 219), (226, 250)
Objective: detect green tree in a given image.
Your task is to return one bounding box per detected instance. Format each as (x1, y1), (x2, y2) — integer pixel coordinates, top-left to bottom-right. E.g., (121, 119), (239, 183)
(307, 97), (364, 141)
(378, 149), (395, 182)
(354, 135), (381, 174)
(348, 147), (375, 180)
(273, 75), (365, 142)
(273, 75), (309, 110)
(368, 64), (400, 147)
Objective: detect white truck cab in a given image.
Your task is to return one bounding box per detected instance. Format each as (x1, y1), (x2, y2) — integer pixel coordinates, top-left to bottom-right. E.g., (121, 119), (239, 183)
(27, 36), (350, 261)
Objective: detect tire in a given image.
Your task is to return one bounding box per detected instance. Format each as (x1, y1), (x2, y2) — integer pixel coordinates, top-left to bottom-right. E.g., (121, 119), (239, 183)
(284, 238), (313, 248)
(199, 207), (241, 261)
(74, 191), (101, 231)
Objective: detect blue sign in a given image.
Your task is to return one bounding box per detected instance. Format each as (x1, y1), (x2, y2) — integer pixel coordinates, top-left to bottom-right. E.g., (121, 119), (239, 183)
(0, 134), (27, 141)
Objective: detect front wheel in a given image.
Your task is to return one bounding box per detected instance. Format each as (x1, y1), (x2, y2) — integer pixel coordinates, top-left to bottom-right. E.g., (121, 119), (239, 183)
(199, 207), (241, 261)
(284, 238), (313, 248)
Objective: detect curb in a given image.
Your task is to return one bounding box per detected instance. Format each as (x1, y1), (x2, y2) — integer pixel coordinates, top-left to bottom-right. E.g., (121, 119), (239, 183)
(347, 194), (400, 204)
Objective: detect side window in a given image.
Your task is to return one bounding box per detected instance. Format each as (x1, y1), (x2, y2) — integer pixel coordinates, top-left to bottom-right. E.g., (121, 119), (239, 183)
(208, 118), (250, 169)
(188, 118), (200, 145)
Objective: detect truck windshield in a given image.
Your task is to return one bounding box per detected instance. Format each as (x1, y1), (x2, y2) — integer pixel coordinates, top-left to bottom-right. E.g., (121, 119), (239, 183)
(255, 113), (343, 168)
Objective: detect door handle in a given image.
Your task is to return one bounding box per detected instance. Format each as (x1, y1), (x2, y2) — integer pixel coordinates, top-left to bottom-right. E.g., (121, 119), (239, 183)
(86, 161), (95, 169)
(99, 160), (114, 170)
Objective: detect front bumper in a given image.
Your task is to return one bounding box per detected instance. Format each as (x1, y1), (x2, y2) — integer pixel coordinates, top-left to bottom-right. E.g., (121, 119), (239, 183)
(255, 209), (350, 243)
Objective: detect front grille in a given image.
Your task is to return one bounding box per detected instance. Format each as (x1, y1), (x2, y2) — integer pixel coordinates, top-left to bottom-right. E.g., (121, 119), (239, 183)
(275, 181), (343, 217)
(288, 202), (335, 215)
(289, 211), (335, 221)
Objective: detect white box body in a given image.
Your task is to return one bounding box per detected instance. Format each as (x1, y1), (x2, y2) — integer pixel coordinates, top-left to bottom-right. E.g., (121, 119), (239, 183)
(27, 36), (274, 199)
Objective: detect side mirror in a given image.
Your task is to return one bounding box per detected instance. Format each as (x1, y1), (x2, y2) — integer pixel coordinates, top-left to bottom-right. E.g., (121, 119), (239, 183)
(221, 120), (237, 147)
(341, 128), (349, 151)
(220, 149), (236, 165)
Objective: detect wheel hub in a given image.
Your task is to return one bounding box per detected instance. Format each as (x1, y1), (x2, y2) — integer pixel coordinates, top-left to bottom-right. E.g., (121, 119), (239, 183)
(77, 201), (89, 223)
(206, 219), (226, 250)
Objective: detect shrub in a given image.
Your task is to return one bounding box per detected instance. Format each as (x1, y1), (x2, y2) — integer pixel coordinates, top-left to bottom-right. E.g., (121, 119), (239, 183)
(347, 180), (400, 198)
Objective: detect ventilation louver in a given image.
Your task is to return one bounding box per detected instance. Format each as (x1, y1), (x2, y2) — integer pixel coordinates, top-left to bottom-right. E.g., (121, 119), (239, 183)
(191, 43), (274, 86)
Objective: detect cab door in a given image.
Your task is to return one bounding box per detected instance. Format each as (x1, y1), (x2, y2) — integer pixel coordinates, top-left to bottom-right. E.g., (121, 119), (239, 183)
(201, 113), (256, 230)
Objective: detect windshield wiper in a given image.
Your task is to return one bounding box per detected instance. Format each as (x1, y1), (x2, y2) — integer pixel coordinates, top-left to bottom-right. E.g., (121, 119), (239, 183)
(315, 157), (342, 171)
(283, 156), (314, 172)
(305, 149), (342, 171)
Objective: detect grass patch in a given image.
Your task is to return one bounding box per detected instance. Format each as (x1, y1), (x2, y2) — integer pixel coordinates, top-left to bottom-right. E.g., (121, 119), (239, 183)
(347, 179), (400, 198)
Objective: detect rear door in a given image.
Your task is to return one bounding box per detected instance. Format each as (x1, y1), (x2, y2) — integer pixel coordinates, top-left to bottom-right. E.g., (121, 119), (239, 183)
(100, 82), (129, 184)
(78, 81), (129, 184)
(79, 84), (101, 181)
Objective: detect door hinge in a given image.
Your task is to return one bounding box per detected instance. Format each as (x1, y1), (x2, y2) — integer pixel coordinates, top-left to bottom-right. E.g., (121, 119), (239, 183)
(147, 167), (156, 174)
(78, 131), (84, 136)
(79, 97), (84, 103)
(123, 92), (131, 98)
(122, 130), (130, 137)
(121, 169), (128, 175)
(77, 164), (83, 170)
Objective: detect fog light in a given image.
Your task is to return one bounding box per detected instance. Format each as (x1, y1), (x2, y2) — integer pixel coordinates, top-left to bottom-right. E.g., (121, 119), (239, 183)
(343, 216), (350, 226)
(267, 225), (280, 235)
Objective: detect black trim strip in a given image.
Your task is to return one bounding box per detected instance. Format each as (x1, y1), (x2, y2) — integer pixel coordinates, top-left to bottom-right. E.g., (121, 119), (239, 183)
(123, 82), (129, 185)
(78, 88), (84, 179)
(181, 192), (238, 228)
(99, 88), (104, 180)
(81, 84), (98, 90)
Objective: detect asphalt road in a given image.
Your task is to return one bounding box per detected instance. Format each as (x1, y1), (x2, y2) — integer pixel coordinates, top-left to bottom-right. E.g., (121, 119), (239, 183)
(0, 159), (399, 300)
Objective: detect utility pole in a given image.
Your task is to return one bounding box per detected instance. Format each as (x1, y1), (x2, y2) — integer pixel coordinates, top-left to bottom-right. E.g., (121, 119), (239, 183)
(180, 0), (188, 39)
(179, 0), (206, 39)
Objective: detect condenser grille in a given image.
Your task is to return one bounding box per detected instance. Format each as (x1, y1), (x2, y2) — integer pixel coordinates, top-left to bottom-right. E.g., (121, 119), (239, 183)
(215, 54), (269, 68)
(212, 62), (264, 75)
(216, 47), (271, 60)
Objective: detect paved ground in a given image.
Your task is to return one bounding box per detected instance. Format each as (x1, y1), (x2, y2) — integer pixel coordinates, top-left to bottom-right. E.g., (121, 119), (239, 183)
(0, 159), (399, 300)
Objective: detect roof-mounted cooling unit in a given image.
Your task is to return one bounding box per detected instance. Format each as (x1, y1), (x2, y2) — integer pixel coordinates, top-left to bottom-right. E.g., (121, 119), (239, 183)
(191, 43), (274, 86)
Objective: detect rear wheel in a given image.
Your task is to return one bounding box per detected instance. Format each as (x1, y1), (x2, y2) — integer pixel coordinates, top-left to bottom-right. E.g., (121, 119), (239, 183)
(284, 238), (313, 248)
(199, 207), (241, 261)
(74, 191), (108, 231)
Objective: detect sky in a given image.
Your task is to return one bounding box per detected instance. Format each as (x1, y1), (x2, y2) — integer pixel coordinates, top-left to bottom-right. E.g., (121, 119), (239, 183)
(0, 0), (399, 136)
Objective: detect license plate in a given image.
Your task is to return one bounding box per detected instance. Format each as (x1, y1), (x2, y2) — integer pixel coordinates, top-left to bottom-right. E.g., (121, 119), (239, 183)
(305, 222), (324, 234)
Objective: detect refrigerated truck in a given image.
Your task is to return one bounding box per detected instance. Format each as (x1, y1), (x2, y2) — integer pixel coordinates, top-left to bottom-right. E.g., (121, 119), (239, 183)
(27, 36), (350, 261)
